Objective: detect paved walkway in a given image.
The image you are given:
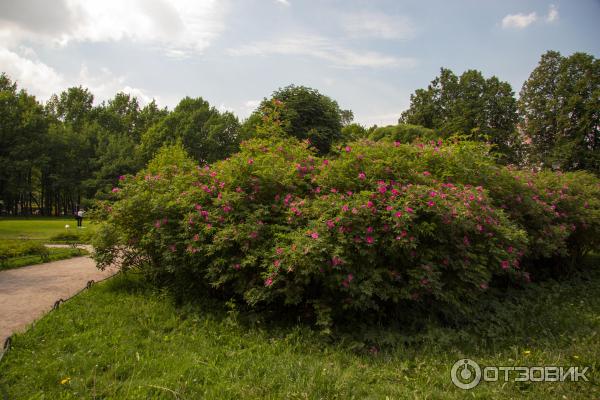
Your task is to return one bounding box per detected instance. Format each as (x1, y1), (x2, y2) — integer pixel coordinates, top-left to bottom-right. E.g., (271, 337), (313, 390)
(0, 249), (117, 344)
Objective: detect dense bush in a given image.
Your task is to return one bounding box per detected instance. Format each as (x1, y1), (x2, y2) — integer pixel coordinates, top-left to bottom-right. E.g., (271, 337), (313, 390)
(94, 135), (600, 329)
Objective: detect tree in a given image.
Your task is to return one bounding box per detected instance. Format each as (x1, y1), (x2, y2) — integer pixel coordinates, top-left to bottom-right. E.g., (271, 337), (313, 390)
(244, 85), (345, 154)
(0, 74), (48, 214)
(138, 97), (240, 164)
(46, 86), (94, 130)
(340, 123), (368, 142)
(519, 51), (600, 173)
(400, 68), (519, 162)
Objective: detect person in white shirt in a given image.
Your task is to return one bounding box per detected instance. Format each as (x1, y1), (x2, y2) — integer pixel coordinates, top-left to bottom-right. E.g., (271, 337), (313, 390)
(76, 209), (84, 227)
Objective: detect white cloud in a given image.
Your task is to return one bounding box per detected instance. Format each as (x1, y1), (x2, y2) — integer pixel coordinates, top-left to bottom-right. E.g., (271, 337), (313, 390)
(0, 47), (156, 105)
(274, 0), (290, 6)
(546, 4), (559, 22)
(501, 12), (538, 29)
(341, 12), (415, 40)
(501, 5), (559, 30)
(0, 0), (229, 57)
(228, 35), (417, 69)
(0, 47), (64, 99)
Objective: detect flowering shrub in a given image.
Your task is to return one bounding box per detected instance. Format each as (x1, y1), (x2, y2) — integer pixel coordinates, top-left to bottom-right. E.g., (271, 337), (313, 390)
(94, 136), (600, 329)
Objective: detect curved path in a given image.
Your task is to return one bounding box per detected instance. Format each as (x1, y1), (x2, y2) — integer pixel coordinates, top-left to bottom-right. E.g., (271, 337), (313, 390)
(0, 250), (117, 344)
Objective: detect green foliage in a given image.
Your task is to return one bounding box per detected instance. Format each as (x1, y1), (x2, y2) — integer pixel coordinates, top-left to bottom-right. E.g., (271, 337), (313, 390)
(0, 241), (86, 270)
(368, 123), (439, 143)
(519, 50), (600, 173)
(400, 68), (520, 163)
(0, 240), (49, 262)
(244, 85), (344, 154)
(138, 97), (240, 165)
(94, 128), (600, 329)
(340, 122), (368, 142)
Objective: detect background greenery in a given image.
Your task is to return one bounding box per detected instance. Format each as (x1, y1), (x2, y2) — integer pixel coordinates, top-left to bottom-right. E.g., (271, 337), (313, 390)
(1, 50), (598, 216)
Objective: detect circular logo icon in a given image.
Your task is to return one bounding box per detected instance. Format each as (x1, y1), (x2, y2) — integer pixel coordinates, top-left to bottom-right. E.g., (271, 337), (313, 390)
(451, 358), (482, 389)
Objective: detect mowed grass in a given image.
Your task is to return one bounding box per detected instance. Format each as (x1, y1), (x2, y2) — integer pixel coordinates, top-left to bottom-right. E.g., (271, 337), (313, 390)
(0, 217), (95, 241)
(1, 262), (599, 399)
(0, 244), (89, 271)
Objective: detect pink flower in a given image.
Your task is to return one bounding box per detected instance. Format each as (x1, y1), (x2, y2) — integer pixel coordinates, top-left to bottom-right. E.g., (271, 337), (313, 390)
(342, 204), (349, 212)
(273, 259), (281, 268)
(249, 231), (258, 239)
(427, 201), (435, 207)
(480, 282), (489, 290)
(248, 158), (254, 165)
(112, 187), (120, 193)
(429, 191), (437, 197)
(501, 260), (510, 270)
(345, 146), (352, 153)
(154, 220), (161, 228)
(395, 211), (403, 218)
(386, 205), (394, 211)
(366, 236), (374, 244)
(323, 159), (330, 165)
(366, 226), (373, 233)
(276, 247), (284, 255)
(118, 175), (125, 181)
(463, 236), (470, 246)
(169, 244), (177, 252)
(378, 185), (387, 194)
(310, 232), (319, 239)
(331, 256), (343, 266)
(195, 204), (202, 211)
(264, 278), (273, 287)
(394, 141), (401, 147)
(193, 234), (199, 241)
(358, 172), (366, 180)
(422, 171), (431, 176)
(233, 263), (241, 270)
(222, 205), (232, 213)
(326, 220), (335, 229)
(366, 201), (374, 208)
(405, 207), (414, 213)
(507, 246), (514, 253)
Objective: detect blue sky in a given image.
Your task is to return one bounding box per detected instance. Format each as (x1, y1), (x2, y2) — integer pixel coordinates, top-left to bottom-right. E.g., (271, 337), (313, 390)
(0, 0), (598, 126)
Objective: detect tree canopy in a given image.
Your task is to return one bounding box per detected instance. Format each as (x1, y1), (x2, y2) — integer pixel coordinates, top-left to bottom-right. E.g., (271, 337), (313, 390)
(519, 51), (600, 173)
(400, 68), (519, 162)
(139, 97), (240, 165)
(244, 85), (347, 154)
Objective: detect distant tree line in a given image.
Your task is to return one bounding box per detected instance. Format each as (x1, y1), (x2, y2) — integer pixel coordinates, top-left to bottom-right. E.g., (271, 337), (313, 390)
(0, 50), (597, 215)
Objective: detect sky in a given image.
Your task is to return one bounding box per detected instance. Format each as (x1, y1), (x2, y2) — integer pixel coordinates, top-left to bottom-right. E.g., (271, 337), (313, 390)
(0, 0), (599, 126)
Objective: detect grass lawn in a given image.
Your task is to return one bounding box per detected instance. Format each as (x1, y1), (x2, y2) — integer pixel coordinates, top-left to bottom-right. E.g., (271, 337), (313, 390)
(1, 262), (599, 399)
(0, 217), (95, 242)
(0, 246), (89, 271)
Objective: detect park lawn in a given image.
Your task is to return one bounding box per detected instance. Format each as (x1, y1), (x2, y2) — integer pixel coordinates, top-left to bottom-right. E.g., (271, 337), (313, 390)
(1, 261), (599, 399)
(0, 246), (89, 271)
(0, 217), (95, 242)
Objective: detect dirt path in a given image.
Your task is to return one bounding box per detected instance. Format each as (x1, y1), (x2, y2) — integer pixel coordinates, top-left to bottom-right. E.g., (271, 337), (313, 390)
(0, 253), (117, 344)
